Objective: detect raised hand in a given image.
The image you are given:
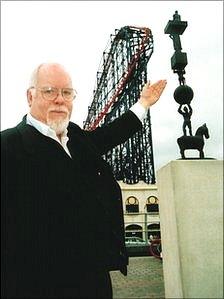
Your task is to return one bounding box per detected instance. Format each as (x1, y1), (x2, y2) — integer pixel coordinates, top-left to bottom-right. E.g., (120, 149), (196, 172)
(139, 80), (167, 108)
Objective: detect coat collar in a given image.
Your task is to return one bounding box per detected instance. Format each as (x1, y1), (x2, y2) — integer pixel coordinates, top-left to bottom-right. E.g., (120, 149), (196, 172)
(16, 115), (71, 156)
(16, 115), (99, 160)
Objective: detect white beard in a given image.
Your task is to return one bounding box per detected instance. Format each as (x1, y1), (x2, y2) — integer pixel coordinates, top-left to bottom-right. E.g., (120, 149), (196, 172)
(47, 116), (69, 136)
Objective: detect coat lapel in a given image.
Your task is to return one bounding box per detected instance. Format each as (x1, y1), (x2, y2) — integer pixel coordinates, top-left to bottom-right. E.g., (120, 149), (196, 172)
(16, 116), (70, 159)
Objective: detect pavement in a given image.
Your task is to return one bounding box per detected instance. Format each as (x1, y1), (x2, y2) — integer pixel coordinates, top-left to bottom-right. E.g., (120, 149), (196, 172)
(110, 256), (165, 299)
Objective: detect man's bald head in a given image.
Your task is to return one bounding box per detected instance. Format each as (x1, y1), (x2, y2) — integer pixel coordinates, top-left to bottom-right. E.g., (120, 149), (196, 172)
(29, 63), (73, 88)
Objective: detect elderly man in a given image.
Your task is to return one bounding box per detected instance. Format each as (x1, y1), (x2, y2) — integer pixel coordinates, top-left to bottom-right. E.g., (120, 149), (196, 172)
(1, 63), (166, 298)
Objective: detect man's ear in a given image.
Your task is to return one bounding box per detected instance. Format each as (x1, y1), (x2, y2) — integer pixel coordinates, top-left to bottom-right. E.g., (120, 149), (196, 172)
(27, 88), (33, 107)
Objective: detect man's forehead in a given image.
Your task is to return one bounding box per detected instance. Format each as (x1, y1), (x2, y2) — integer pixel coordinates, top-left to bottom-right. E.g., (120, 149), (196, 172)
(37, 65), (72, 85)
(39, 64), (68, 76)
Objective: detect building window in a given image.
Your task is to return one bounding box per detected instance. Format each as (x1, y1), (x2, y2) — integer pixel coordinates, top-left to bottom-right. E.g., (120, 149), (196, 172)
(126, 196), (139, 213)
(148, 223), (161, 239)
(146, 196), (159, 213)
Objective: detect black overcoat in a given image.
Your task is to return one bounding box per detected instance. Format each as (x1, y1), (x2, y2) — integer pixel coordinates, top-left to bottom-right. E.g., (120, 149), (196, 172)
(1, 110), (142, 296)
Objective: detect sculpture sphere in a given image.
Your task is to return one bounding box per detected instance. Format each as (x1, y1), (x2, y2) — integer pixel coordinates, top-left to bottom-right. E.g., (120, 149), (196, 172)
(173, 85), (194, 104)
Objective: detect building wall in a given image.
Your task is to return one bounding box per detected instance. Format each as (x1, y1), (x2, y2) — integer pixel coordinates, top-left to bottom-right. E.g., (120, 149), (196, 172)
(118, 181), (161, 242)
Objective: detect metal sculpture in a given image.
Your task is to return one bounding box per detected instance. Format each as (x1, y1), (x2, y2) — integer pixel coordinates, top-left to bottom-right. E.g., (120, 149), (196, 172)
(84, 26), (155, 183)
(177, 124), (209, 159)
(165, 11), (210, 159)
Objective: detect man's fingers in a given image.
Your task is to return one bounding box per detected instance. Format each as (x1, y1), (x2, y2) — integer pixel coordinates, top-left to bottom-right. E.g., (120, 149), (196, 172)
(145, 79), (167, 89)
(141, 80), (167, 102)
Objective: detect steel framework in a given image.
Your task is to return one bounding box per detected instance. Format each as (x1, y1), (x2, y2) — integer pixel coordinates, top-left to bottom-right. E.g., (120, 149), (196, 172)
(84, 26), (155, 184)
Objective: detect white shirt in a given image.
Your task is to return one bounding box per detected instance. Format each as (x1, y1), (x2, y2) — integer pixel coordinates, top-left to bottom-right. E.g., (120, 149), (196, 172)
(26, 102), (148, 157)
(26, 113), (72, 157)
(130, 102), (148, 121)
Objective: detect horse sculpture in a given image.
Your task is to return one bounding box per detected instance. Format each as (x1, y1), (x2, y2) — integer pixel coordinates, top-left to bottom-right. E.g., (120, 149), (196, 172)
(177, 123), (210, 159)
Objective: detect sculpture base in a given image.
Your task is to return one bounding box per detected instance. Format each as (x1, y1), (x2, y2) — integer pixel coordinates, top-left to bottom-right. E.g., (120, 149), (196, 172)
(176, 157), (216, 160)
(157, 160), (223, 298)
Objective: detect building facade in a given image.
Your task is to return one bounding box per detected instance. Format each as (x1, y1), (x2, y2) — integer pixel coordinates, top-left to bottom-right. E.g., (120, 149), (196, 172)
(118, 181), (161, 243)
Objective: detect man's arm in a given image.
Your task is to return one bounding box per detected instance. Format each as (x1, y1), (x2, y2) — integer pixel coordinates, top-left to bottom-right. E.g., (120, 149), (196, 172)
(86, 110), (142, 155)
(188, 104), (193, 115)
(86, 80), (167, 155)
(178, 104), (183, 115)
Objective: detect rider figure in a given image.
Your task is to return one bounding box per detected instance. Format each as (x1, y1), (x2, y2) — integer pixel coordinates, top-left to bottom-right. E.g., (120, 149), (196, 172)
(178, 103), (193, 136)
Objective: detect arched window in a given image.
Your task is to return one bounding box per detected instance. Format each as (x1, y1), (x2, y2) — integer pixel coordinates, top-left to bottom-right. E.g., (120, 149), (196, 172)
(146, 196), (159, 213)
(125, 224), (143, 238)
(125, 196), (139, 213)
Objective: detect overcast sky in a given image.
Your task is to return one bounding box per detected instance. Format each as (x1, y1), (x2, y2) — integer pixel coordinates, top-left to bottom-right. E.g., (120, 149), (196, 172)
(1, 1), (223, 174)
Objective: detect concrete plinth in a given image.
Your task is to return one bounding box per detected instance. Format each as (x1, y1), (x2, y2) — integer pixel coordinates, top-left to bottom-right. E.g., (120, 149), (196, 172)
(157, 160), (223, 298)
